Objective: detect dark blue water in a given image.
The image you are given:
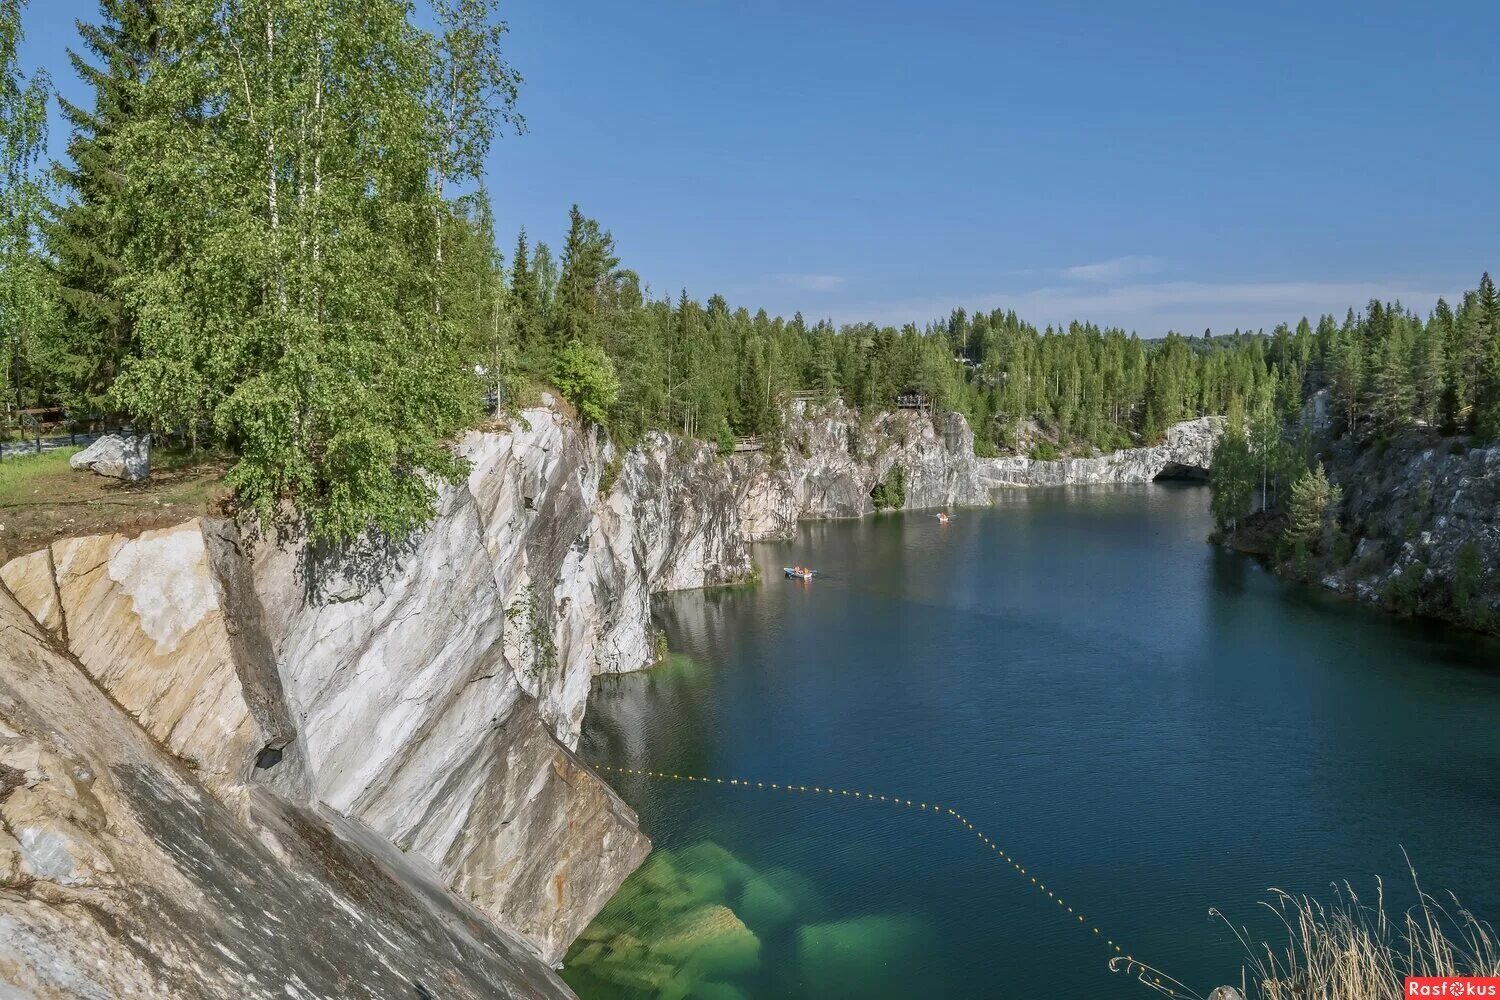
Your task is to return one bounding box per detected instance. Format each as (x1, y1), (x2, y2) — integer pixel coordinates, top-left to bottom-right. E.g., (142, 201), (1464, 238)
(567, 484), (1500, 1000)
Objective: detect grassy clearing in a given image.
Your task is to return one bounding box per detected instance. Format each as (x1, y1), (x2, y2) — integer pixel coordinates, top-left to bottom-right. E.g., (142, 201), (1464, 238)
(0, 448), (83, 506)
(0, 443), (228, 563)
(1220, 871), (1500, 999)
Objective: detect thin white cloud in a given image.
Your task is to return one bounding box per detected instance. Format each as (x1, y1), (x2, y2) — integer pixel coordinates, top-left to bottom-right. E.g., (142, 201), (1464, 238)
(824, 278), (1462, 336)
(1061, 255), (1165, 284)
(774, 273), (848, 293)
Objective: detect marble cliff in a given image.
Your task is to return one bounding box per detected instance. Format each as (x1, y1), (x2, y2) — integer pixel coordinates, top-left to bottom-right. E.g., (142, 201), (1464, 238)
(0, 398), (1219, 997)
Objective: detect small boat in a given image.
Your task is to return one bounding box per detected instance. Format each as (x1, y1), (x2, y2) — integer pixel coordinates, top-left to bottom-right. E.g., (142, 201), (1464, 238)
(783, 567), (817, 580)
(936, 512), (951, 524)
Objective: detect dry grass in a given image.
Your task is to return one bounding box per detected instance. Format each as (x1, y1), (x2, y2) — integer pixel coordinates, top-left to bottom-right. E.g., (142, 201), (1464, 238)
(1216, 867), (1500, 999)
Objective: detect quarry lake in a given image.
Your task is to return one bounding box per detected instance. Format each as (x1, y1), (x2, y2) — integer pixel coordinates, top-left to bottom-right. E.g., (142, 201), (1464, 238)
(568, 484), (1500, 1000)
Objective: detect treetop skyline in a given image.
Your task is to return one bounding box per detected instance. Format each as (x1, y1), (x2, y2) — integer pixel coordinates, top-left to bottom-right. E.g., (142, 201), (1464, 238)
(15, 0), (1496, 335)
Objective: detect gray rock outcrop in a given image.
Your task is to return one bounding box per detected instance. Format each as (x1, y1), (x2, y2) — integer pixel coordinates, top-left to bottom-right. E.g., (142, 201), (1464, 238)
(1298, 432), (1500, 628)
(977, 417), (1223, 488)
(734, 400), (992, 540)
(68, 433), (151, 481)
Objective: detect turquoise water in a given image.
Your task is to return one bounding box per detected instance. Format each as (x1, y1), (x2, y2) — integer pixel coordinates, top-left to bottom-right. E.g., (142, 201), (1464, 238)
(568, 484), (1500, 999)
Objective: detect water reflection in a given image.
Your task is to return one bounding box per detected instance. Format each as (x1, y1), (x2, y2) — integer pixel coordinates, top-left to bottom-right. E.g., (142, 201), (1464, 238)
(572, 487), (1500, 1000)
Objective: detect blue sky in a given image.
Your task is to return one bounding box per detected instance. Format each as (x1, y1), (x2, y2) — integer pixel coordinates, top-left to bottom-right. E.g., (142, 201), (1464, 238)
(16, 0), (1500, 334)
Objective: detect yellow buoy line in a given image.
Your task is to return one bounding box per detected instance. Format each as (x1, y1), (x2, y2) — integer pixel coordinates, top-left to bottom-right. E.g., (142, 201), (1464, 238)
(594, 762), (1204, 1000)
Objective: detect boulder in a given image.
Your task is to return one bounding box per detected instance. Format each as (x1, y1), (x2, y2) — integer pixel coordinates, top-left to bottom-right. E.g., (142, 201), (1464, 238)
(69, 434), (150, 482)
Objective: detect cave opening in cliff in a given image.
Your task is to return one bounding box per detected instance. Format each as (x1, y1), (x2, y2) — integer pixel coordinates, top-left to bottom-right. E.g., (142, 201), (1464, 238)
(254, 747), (284, 770)
(1153, 462), (1209, 481)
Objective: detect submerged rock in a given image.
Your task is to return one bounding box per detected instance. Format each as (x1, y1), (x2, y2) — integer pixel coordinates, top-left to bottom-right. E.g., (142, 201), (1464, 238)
(563, 842), (771, 997)
(797, 914), (942, 999)
(653, 903), (761, 971)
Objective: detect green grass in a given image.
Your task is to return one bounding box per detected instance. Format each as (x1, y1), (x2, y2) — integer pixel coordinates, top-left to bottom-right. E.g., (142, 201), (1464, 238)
(0, 448), (82, 505)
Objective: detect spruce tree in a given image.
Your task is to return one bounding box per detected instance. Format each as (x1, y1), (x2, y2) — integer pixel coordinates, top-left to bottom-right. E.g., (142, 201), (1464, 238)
(48, 0), (162, 412)
(1372, 336), (1414, 435)
(1474, 274), (1500, 440)
(1476, 334), (1500, 442)
(552, 204), (618, 348)
(510, 227), (539, 351)
(1433, 298), (1463, 431)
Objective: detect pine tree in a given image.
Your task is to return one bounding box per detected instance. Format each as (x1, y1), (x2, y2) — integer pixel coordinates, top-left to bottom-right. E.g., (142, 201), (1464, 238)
(1476, 333), (1500, 442)
(1248, 375), (1280, 507)
(552, 204), (618, 348)
(1330, 329), (1363, 433)
(532, 240), (557, 327)
(1372, 335), (1414, 435)
(1480, 272), (1500, 336)
(1283, 462), (1342, 564)
(1414, 316), (1445, 427)
(1432, 298), (1463, 431)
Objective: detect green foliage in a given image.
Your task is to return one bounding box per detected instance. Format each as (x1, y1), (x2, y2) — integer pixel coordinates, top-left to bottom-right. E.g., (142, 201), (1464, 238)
(1476, 273), (1500, 441)
(91, 0), (519, 543)
(13, 0), (1500, 547)
(497, 223), (1310, 460)
(555, 338), (620, 425)
(45, 0), (161, 414)
(1028, 441), (1059, 461)
(505, 583), (557, 682)
(1452, 542), (1488, 626)
(1282, 462), (1342, 566)
(1209, 397), (1255, 533)
(1383, 560), (1428, 615)
(1, 0), (62, 417)
(870, 464), (906, 510)
(552, 203), (620, 348)
(598, 451), (624, 498)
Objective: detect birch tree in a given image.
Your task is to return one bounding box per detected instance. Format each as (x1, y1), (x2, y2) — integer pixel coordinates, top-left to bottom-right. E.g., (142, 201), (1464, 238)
(0, 0), (60, 413)
(108, 0), (522, 542)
